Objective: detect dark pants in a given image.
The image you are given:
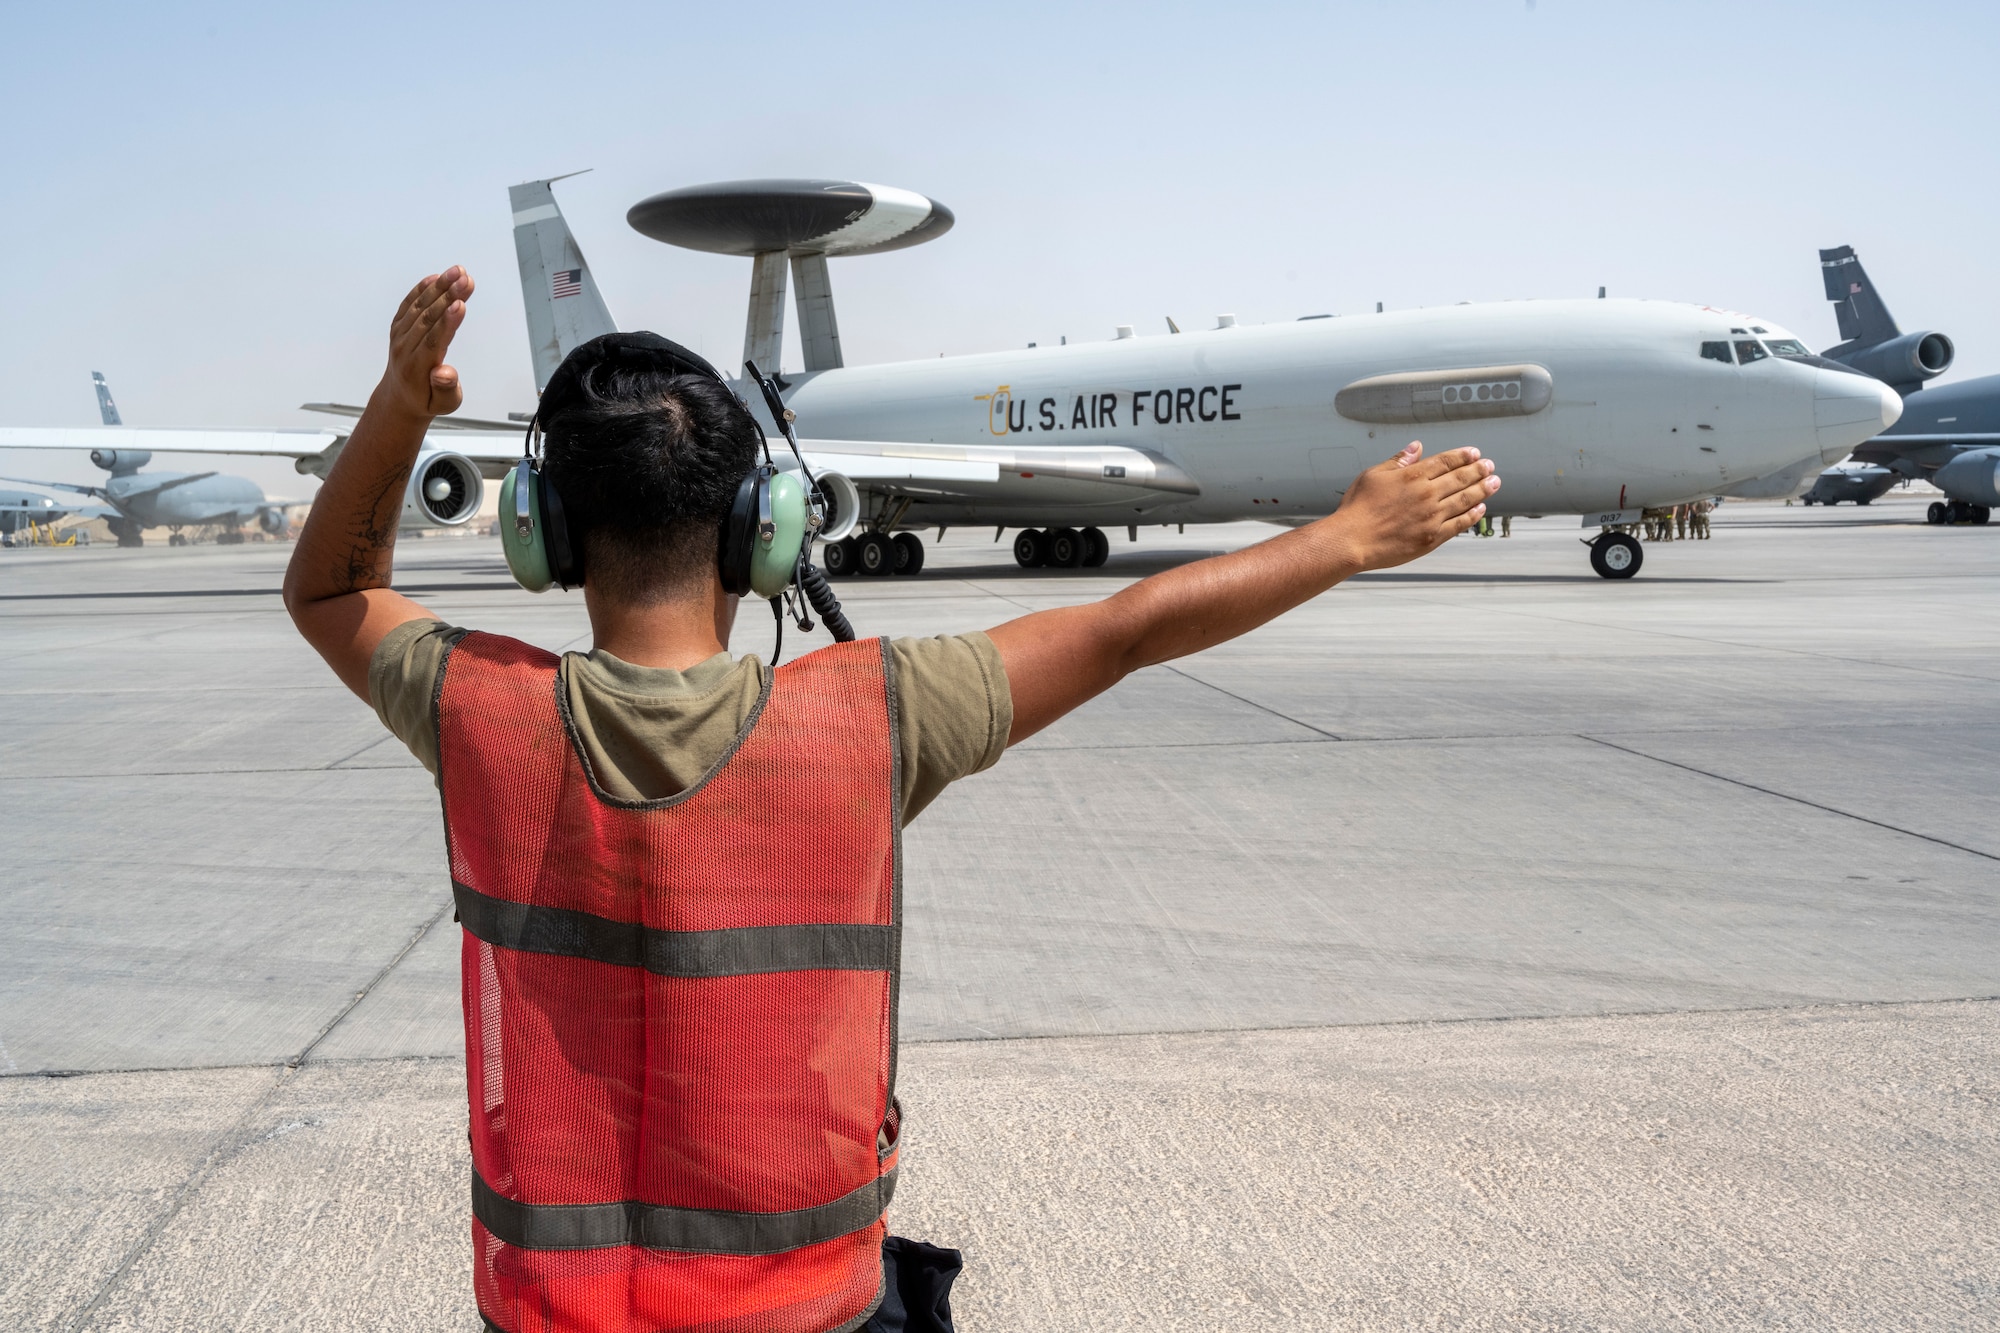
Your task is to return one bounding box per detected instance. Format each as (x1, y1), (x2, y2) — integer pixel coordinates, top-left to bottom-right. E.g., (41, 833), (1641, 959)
(861, 1236), (962, 1333)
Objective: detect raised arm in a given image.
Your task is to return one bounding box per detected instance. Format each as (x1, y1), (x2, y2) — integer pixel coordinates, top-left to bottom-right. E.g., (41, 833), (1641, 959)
(282, 267), (475, 699)
(987, 443), (1499, 742)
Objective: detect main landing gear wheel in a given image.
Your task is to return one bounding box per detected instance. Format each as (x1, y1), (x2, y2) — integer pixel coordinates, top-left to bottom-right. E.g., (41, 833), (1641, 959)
(892, 531), (926, 575)
(1589, 531), (1643, 579)
(168, 532), (188, 547)
(856, 531), (896, 576)
(1080, 526), (1110, 568)
(822, 536), (858, 576)
(1047, 527), (1085, 568)
(1935, 501), (1993, 526)
(1013, 529), (1049, 568)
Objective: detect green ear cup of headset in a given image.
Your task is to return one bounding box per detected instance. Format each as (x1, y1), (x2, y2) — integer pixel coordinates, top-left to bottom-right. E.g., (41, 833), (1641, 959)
(499, 461), (555, 594)
(750, 471), (809, 599)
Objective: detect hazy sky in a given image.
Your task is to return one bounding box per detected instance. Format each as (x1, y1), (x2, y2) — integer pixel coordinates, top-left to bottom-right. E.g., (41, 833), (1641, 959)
(3, 1), (1995, 493)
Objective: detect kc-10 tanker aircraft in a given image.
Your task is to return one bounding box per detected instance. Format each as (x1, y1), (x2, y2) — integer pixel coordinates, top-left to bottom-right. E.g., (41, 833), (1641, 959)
(0, 179), (1901, 578)
(0, 374), (307, 545)
(1802, 245), (2000, 526)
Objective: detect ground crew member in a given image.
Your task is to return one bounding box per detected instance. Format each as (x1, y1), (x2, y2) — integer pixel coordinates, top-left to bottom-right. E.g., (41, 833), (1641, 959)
(1692, 499), (1712, 538)
(1674, 503), (1689, 540)
(281, 269), (1500, 1333)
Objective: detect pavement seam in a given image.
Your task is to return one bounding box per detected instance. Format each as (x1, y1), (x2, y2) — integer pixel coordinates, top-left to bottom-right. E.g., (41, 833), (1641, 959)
(1160, 664), (1342, 739)
(63, 1067), (295, 1332)
(16, 995), (2000, 1081)
(1577, 733), (2000, 863)
(290, 897), (455, 1068)
(58, 898), (454, 1328)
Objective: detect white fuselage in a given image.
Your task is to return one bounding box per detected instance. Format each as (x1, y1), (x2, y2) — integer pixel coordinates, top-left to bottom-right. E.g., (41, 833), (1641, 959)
(773, 299), (1899, 526)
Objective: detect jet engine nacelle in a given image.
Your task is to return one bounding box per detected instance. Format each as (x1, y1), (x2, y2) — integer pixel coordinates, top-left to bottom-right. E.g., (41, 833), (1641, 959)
(1932, 448), (2000, 507)
(1839, 331), (1954, 389)
(811, 470), (862, 543)
(90, 448), (152, 474)
(257, 507), (288, 536)
(403, 451), (483, 528)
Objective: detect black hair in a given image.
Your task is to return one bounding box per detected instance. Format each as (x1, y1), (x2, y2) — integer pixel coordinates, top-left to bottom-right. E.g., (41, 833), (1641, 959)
(538, 340), (761, 604)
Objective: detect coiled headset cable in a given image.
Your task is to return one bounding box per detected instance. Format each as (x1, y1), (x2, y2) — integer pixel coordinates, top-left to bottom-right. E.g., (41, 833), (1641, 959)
(744, 360), (855, 651)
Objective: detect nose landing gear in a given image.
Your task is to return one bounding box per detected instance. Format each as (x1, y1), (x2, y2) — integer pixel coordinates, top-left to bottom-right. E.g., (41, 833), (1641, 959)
(1588, 530), (1643, 579)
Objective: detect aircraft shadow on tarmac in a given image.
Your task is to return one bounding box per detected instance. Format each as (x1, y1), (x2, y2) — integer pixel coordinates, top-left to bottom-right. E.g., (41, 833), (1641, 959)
(880, 557), (1772, 586)
(0, 565), (1774, 599)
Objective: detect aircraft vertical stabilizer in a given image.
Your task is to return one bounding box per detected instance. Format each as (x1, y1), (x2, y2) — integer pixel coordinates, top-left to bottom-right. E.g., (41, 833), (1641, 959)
(1820, 245), (1902, 353)
(92, 372), (122, 426)
(510, 177), (618, 392)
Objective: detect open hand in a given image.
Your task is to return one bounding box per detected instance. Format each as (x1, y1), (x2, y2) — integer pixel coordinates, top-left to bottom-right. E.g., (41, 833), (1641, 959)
(383, 267), (474, 419)
(1332, 442), (1500, 570)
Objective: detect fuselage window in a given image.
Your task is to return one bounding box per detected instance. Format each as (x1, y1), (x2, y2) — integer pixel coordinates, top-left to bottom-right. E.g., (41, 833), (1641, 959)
(1701, 341), (1733, 364)
(1764, 338), (1808, 357)
(1734, 340), (1769, 364)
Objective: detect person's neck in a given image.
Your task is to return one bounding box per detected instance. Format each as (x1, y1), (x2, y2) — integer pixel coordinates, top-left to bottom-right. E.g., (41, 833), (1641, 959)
(583, 580), (738, 670)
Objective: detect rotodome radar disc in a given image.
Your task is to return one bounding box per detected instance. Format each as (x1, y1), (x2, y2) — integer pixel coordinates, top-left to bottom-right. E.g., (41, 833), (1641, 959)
(626, 179), (953, 257)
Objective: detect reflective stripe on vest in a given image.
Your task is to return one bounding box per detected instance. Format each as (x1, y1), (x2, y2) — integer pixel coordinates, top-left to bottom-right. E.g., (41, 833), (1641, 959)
(437, 632), (902, 1333)
(473, 1167), (897, 1255)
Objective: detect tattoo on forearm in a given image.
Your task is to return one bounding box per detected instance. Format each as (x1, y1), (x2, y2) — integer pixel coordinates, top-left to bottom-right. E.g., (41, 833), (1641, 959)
(329, 465), (411, 595)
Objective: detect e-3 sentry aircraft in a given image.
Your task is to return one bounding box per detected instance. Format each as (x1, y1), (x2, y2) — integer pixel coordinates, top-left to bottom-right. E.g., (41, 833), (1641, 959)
(0, 179), (1901, 579)
(551, 176), (1904, 579)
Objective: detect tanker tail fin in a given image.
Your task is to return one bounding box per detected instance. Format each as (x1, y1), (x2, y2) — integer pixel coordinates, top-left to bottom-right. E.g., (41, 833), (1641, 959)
(1819, 245), (1901, 354)
(91, 372), (122, 426)
(510, 175), (617, 392)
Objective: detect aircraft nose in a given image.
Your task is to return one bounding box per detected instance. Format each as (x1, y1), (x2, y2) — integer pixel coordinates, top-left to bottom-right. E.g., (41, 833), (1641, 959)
(1814, 367), (1903, 461)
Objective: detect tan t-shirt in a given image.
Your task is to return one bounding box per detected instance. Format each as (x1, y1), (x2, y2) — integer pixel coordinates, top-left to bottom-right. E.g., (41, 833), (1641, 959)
(368, 621), (1011, 824)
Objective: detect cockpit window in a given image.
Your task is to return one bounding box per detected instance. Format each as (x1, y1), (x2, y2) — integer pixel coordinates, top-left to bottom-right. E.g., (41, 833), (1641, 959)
(1751, 326), (1768, 334)
(1701, 341), (1733, 364)
(1764, 339), (1808, 356)
(1735, 340), (1769, 364)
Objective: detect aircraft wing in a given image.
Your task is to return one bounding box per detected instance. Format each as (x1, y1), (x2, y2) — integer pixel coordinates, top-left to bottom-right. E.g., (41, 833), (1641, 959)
(0, 426), (346, 458)
(114, 470), (220, 498)
(301, 402), (526, 433)
(793, 438), (1201, 495)
(0, 497), (114, 520)
(0, 425), (524, 470)
(0, 470), (217, 504)
(0, 474), (107, 498)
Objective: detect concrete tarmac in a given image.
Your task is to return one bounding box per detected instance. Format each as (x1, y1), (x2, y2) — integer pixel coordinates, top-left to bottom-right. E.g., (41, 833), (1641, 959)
(3, 494), (1997, 1328)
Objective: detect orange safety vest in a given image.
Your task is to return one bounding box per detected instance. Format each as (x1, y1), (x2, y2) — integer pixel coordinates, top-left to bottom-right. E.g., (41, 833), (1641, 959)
(436, 631), (902, 1333)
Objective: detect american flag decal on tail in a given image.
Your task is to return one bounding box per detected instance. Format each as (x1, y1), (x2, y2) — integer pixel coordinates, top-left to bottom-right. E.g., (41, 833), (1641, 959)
(551, 269), (583, 299)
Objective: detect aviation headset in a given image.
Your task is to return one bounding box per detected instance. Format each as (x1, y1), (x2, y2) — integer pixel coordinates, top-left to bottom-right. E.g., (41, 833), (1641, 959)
(499, 332), (852, 643)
